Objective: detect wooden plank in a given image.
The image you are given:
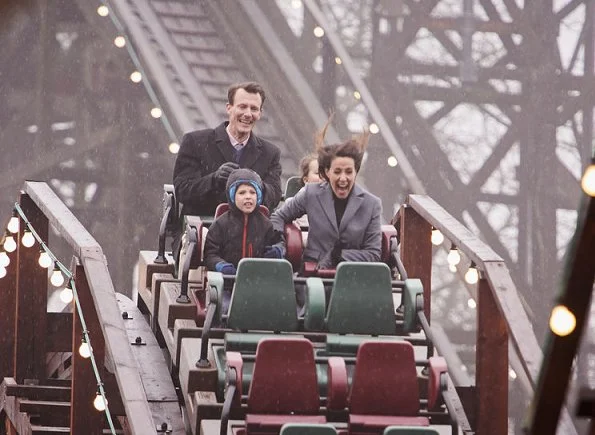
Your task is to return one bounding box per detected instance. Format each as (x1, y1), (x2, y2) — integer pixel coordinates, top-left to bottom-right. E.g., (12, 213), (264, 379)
(150, 273), (179, 333)
(0, 239), (17, 378)
(407, 194), (502, 265)
(15, 193), (49, 383)
(173, 319), (201, 368)
(178, 338), (218, 401)
(19, 399), (70, 427)
(476, 277), (508, 435)
(71, 263), (105, 434)
(46, 313), (72, 353)
(399, 205), (432, 321)
(136, 250), (175, 304)
(5, 384), (70, 402)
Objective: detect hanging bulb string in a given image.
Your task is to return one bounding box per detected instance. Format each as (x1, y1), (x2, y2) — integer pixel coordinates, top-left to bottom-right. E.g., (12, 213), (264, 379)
(101, 1), (178, 147)
(11, 203), (116, 433)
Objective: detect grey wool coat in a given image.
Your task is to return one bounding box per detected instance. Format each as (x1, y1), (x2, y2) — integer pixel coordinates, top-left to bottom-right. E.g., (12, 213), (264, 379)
(271, 182), (382, 268)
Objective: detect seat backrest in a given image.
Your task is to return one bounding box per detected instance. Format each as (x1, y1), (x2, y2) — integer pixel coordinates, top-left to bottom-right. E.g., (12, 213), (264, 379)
(383, 427), (439, 435)
(284, 222), (303, 271)
(248, 338), (319, 414)
(284, 176), (303, 199)
(350, 341), (420, 416)
(280, 423), (338, 435)
(214, 203), (270, 218)
(326, 262), (395, 335)
(227, 258), (298, 332)
(381, 224), (398, 265)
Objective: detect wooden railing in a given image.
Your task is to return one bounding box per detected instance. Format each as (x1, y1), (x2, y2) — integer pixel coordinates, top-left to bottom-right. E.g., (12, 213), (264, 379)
(398, 194), (580, 435)
(0, 181), (156, 434)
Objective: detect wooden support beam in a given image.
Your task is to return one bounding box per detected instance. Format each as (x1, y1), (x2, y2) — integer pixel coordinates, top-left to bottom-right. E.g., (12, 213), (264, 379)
(46, 313), (73, 353)
(0, 236), (17, 378)
(398, 205), (432, 321)
(70, 262), (105, 435)
(476, 276), (508, 434)
(14, 193), (48, 384)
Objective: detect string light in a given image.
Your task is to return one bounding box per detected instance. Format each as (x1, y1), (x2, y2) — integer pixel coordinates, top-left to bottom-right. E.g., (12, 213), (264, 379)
(168, 142), (180, 154)
(22, 228), (35, 248)
(0, 248), (9, 268)
(353, 91), (361, 100)
(150, 107), (162, 119)
(7, 210), (19, 234)
(38, 249), (52, 268)
(431, 228), (444, 245)
(129, 71), (142, 83)
(79, 336), (92, 359)
(447, 245), (461, 266)
(97, 5), (109, 17)
(113, 36), (126, 48)
(549, 305), (576, 337)
(3, 232), (17, 253)
(581, 159), (595, 196)
(93, 388), (108, 411)
(313, 26), (325, 37)
(369, 123), (379, 134)
(50, 263), (65, 287)
(465, 262), (479, 284)
(6, 202), (115, 431)
(387, 155), (398, 167)
(334, 56), (342, 65)
(60, 280), (74, 304)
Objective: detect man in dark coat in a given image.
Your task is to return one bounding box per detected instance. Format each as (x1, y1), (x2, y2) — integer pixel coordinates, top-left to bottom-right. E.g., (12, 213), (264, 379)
(171, 82), (282, 264)
(173, 82), (282, 216)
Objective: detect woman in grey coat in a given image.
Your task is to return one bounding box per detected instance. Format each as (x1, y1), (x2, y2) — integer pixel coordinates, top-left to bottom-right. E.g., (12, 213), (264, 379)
(271, 120), (382, 272)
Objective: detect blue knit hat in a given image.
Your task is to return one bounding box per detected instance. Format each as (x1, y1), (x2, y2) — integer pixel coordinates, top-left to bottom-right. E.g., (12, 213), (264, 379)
(226, 168), (264, 207)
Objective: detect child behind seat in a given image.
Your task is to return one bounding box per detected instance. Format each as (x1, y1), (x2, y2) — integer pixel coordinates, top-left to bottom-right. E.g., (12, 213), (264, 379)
(204, 168), (283, 312)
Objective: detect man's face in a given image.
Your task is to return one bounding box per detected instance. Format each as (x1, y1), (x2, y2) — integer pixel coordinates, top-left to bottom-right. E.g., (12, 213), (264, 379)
(235, 184), (257, 214)
(325, 156), (357, 199)
(226, 89), (262, 142)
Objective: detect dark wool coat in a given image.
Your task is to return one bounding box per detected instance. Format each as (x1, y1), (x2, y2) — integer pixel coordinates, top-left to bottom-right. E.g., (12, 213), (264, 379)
(203, 169), (279, 270)
(173, 121), (282, 217)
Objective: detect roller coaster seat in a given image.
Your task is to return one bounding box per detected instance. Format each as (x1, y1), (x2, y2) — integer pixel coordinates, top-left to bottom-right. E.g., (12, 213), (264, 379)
(383, 427), (439, 434)
(284, 176), (303, 200)
(280, 423), (338, 434)
(224, 338), (326, 435)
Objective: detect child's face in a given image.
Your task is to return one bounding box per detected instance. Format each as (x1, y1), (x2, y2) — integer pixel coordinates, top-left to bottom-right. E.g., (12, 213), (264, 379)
(235, 184), (258, 214)
(304, 159), (321, 184)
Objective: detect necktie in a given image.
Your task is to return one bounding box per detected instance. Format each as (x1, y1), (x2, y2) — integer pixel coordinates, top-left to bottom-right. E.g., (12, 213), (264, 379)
(234, 145), (244, 163)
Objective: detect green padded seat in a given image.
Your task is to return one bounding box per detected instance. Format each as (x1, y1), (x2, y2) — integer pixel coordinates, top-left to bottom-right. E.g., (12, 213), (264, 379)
(280, 423), (338, 434)
(324, 334), (403, 355)
(227, 258), (298, 332)
(224, 332), (304, 353)
(284, 176), (303, 199)
(383, 427), (439, 434)
(326, 262), (395, 335)
(403, 279), (424, 333)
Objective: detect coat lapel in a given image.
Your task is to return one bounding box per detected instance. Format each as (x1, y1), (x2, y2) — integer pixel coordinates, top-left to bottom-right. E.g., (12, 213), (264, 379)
(339, 184), (364, 233)
(214, 122), (236, 163)
(316, 184), (339, 234)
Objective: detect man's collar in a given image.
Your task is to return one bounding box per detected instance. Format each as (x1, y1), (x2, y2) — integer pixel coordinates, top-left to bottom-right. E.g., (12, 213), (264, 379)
(225, 124), (250, 148)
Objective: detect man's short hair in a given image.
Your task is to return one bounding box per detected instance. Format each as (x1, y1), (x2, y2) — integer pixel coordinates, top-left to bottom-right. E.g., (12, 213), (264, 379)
(227, 82), (266, 108)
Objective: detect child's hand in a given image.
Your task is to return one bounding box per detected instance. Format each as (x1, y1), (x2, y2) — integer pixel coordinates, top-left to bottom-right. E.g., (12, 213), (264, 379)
(215, 261), (236, 275)
(263, 246), (283, 259)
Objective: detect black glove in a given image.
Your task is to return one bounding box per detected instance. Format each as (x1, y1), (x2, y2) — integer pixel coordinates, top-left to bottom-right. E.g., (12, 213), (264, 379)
(215, 162), (240, 188)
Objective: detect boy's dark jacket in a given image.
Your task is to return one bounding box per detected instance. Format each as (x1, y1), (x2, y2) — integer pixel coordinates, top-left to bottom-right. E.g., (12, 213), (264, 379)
(204, 169), (278, 270)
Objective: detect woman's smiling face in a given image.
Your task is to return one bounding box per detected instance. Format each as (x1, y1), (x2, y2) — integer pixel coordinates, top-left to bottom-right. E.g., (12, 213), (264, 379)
(325, 156), (356, 199)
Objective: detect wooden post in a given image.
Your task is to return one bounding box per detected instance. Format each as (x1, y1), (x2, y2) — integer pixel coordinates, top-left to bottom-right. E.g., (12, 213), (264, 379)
(476, 276), (508, 434)
(71, 262), (105, 434)
(14, 193), (48, 383)
(398, 205), (432, 321)
(0, 240), (18, 378)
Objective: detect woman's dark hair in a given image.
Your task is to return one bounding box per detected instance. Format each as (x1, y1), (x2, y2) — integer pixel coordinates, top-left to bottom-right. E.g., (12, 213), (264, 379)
(315, 114), (369, 182)
(298, 153), (319, 187)
(227, 82), (266, 108)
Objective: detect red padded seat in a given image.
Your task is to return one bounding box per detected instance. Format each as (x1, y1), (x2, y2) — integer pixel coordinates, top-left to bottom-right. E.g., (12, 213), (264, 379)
(348, 341), (429, 434)
(244, 337), (325, 434)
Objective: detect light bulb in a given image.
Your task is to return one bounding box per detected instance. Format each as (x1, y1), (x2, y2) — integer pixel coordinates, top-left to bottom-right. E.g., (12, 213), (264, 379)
(97, 5), (109, 16)
(150, 107), (162, 118)
(549, 305), (576, 337)
(0, 266), (6, 279)
(467, 298), (477, 309)
(369, 123), (379, 134)
(22, 230), (35, 248)
(353, 91), (361, 100)
(79, 339), (91, 358)
(4, 235), (17, 253)
(50, 265), (65, 287)
(93, 392), (107, 411)
(334, 56), (342, 65)
(448, 263), (457, 273)
(465, 264), (479, 284)
(313, 26), (324, 37)
(447, 247), (461, 266)
(114, 36), (126, 48)
(60, 286), (74, 304)
(387, 155), (398, 167)
(130, 71), (142, 83)
(0, 250), (9, 267)
(581, 164), (595, 196)
(431, 229), (444, 245)
(168, 142), (180, 154)
(38, 250), (52, 268)
(7, 215), (19, 234)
